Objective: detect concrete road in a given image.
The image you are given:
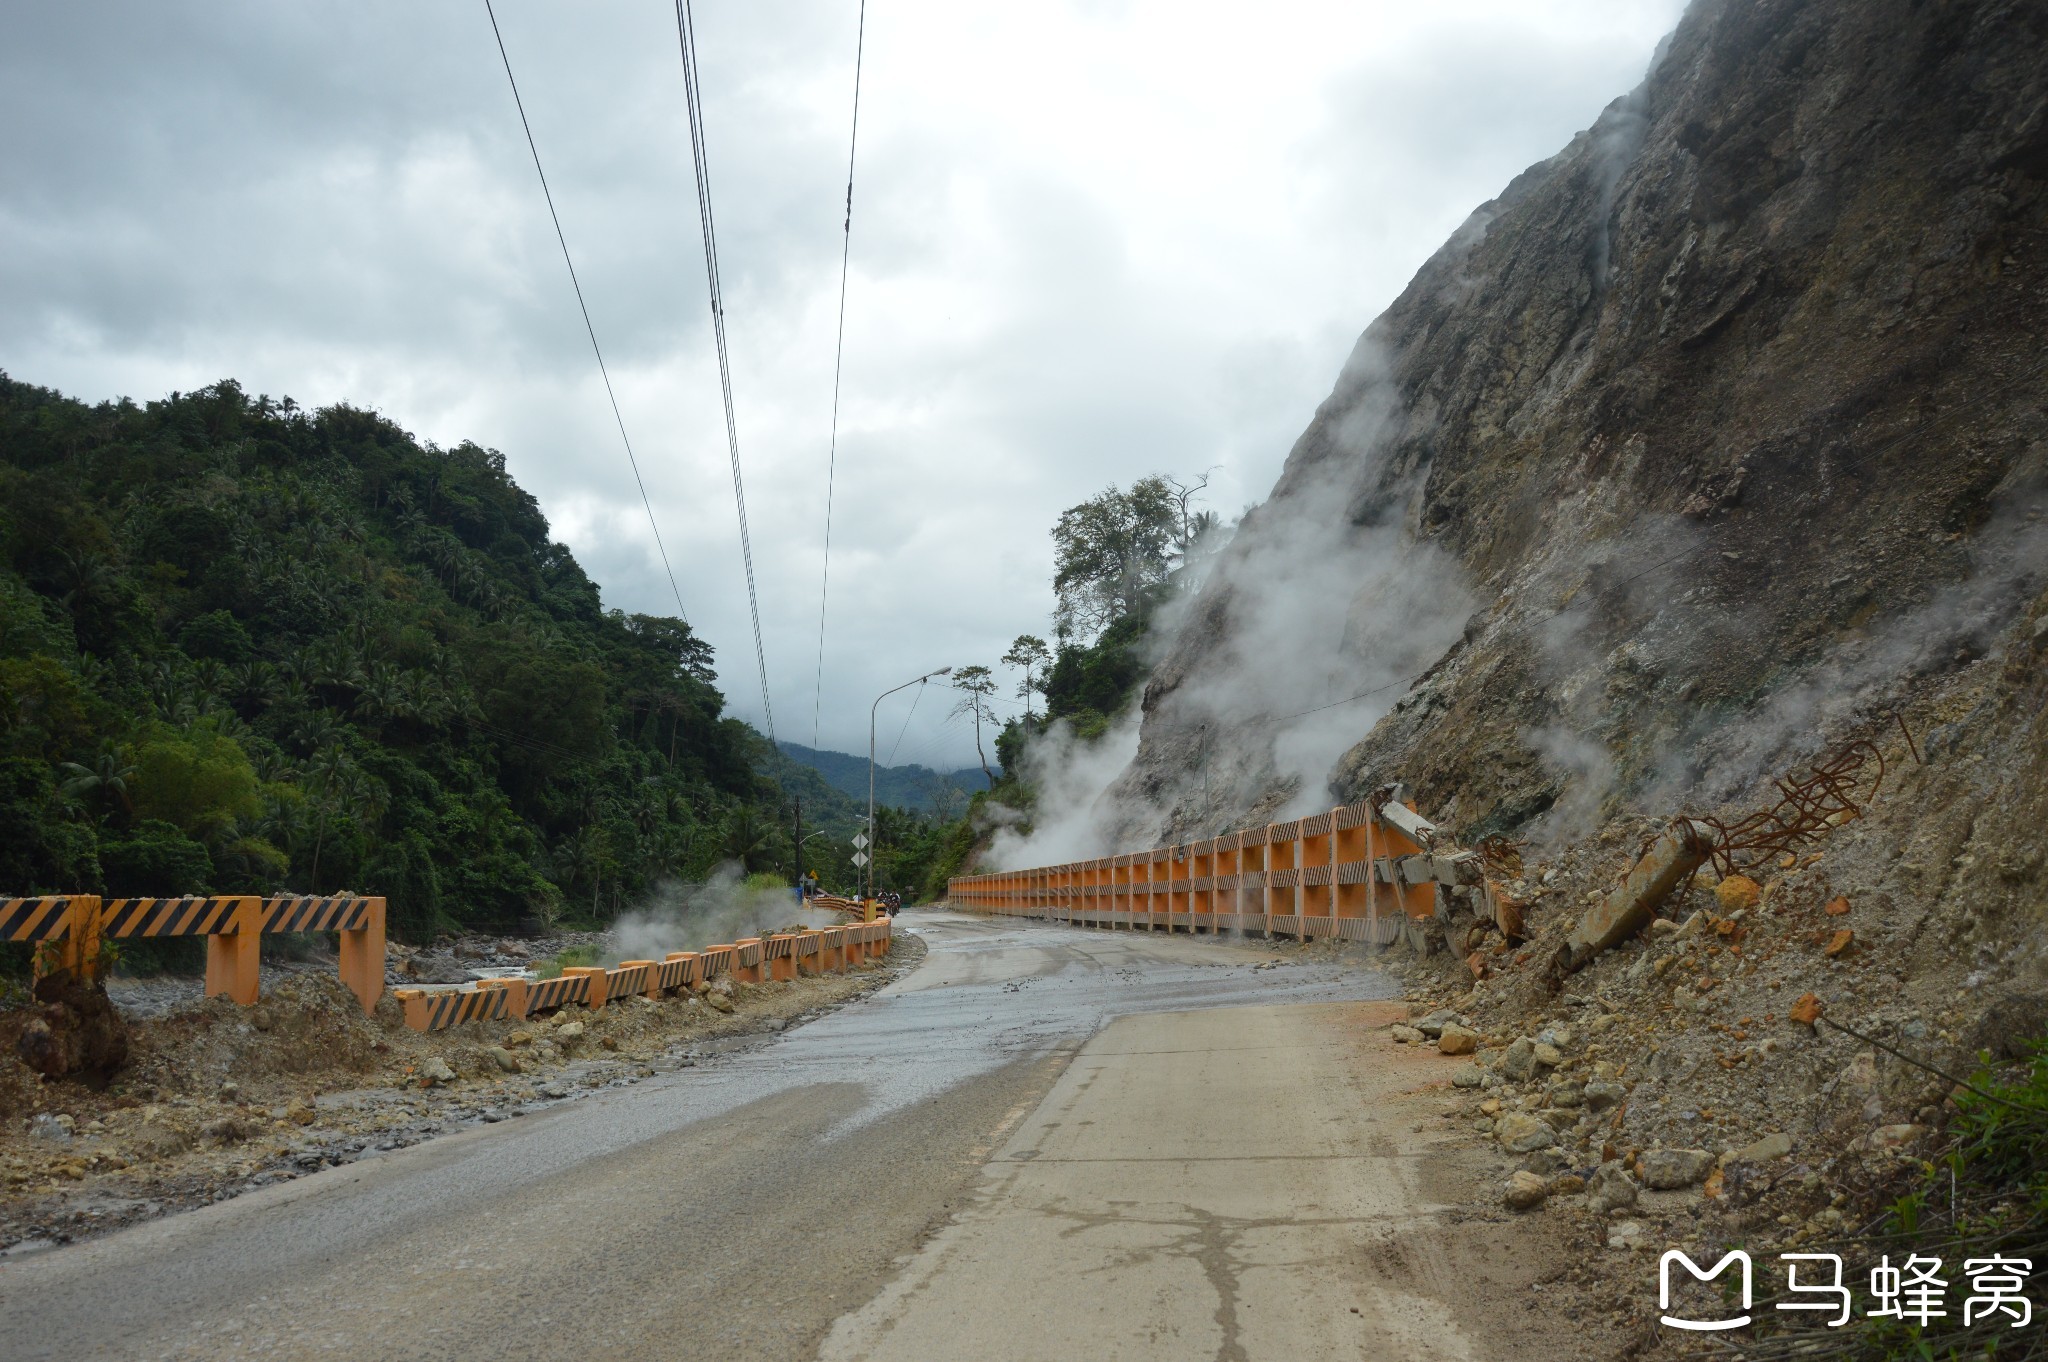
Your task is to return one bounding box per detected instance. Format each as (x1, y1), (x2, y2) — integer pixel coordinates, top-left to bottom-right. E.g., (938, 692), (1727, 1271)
(821, 1001), (1485, 1362)
(0, 911), (1427, 1361)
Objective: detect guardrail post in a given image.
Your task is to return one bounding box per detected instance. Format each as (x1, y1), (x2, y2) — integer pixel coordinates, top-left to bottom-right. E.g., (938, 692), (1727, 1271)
(56, 895), (104, 981)
(203, 896), (262, 1005)
(562, 965), (608, 1011)
(480, 976), (529, 1021)
(617, 960), (661, 1000)
(338, 897), (386, 1015)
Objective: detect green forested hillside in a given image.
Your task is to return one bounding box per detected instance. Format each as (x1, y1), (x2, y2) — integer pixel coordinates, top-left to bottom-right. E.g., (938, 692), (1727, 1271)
(774, 741), (986, 816)
(0, 374), (808, 940)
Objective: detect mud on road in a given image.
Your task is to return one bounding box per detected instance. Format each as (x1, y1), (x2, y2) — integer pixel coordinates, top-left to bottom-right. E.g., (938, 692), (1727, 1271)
(0, 936), (924, 1256)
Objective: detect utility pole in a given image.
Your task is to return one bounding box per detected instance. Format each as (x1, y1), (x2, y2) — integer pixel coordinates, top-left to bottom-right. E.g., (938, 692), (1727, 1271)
(870, 666), (951, 900)
(793, 796), (803, 900)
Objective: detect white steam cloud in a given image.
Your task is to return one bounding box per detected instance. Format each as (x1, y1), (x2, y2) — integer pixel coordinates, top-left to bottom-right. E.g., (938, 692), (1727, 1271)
(987, 338), (1480, 865)
(603, 863), (838, 965)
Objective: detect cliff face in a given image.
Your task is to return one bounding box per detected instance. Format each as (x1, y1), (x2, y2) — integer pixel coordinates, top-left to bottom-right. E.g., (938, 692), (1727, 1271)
(1109, 0), (2047, 849)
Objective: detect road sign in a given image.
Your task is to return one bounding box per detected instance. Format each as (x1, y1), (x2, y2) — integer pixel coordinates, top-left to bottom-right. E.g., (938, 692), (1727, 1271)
(852, 851), (869, 867)
(852, 834), (869, 850)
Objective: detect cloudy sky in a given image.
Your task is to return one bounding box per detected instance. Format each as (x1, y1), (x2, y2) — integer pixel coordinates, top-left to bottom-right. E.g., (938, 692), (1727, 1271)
(1, 0), (1685, 769)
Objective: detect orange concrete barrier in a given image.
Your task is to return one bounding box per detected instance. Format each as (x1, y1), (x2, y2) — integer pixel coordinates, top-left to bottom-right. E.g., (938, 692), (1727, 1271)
(388, 917), (896, 1033)
(603, 961), (653, 1001)
(733, 938), (766, 984)
(12, 892), (387, 1013)
(698, 944), (737, 980)
(562, 965), (608, 1011)
(948, 796), (1479, 949)
(394, 983), (513, 1030)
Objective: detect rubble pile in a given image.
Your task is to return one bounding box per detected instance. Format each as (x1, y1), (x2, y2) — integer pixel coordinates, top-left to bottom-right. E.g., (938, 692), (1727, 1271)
(1365, 625), (2048, 1350)
(0, 933), (918, 1255)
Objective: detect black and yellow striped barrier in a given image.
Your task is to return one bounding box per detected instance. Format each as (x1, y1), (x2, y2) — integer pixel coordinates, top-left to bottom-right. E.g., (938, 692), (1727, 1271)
(393, 983), (513, 1031)
(7, 892), (386, 1014)
(392, 922), (895, 1034)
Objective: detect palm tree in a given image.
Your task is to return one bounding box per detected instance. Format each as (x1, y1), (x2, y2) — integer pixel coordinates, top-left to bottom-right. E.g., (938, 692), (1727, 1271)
(303, 744), (354, 889)
(58, 743), (135, 822)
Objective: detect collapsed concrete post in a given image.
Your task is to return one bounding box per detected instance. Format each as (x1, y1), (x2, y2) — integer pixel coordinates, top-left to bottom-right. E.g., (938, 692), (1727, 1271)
(1551, 818), (1713, 981)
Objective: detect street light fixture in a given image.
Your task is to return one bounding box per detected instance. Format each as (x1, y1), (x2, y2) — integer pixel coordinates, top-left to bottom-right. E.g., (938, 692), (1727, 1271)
(869, 666), (952, 900)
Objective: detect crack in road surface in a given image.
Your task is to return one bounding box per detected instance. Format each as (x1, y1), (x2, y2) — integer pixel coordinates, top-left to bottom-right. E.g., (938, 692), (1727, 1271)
(0, 912), (1394, 1361)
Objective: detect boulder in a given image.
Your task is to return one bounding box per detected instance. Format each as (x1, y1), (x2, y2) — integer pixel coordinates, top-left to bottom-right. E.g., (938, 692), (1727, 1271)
(1587, 1162), (1639, 1213)
(1639, 1147), (1716, 1189)
(1549, 1173), (1587, 1196)
(1504, 1170), (1549, 1210)
(1437, 1024), (1479, 1055)
(1498, 1036), (1537, 1080)
(1449, 1064), (1485, 1089)
(1414, 1010), (1458, 1038)
(1583, 1081), (1628, 1112)
(284, 1097), (317, 1126)
(555, 1021), (586, 1041)
(1532, 1042), (1564, 1069)
(1389, 1024), (1425, 1045)
(14, 973), (130, 1080)
(1494, 1113), (1558, 1154)
(488, 1046), (520, 1073)
(419, 1057), (457, 1087)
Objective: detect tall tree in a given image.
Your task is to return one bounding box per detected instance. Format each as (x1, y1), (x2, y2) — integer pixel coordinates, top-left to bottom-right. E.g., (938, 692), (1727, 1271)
(1050, 476), (1178, 642)
(949, 665), (999, 790)
(1000, 634), (1051, 726)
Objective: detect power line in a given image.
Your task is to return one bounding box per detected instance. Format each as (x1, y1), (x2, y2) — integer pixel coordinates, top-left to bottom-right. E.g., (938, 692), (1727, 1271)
(480, 0), (692, 628)
(812, 0), (869, 750)
(885, 673), (926, 766)
(673, 0), (776, 743)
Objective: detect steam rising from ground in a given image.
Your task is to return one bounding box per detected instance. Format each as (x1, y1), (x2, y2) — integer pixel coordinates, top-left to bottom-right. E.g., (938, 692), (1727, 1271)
(986, 713), (1142, 869)
(991, 338), (1478, 864)
(603, 863), (837, 965)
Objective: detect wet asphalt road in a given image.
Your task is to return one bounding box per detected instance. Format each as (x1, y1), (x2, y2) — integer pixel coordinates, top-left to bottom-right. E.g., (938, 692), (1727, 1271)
(0, 910), (1396, 1361)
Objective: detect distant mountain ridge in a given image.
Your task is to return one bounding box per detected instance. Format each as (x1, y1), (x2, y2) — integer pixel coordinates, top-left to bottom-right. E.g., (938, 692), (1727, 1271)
(776, 741), (990, 815)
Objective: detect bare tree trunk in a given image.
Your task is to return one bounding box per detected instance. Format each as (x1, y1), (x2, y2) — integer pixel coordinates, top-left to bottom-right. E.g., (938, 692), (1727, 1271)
(975, 706), (993, 789)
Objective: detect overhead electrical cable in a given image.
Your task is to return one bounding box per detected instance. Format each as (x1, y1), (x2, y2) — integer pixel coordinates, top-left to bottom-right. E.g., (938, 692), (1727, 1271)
(884, 673), (925, 766)
(811, 0), (869, 750)
(481, 0), (692, 627)
(673, 0), (777, 743)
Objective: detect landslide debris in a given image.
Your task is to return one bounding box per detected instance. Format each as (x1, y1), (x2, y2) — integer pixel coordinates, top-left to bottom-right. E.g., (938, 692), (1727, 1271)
(0, 934), (918, 1254)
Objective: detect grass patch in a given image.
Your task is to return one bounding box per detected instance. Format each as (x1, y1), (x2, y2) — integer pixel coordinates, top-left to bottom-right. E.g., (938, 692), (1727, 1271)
(1746, 1040), (2048, 1360)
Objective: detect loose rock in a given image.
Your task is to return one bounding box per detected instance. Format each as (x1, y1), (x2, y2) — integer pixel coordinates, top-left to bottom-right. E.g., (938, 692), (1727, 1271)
(1437, 1024), (1479, 1055)
(1639, 1147), (1717, 1189)
(1587, 1162), (1640, 1213)
(1504, 1170), (1550, 1210)
(1494, 1113), (1558, 1154)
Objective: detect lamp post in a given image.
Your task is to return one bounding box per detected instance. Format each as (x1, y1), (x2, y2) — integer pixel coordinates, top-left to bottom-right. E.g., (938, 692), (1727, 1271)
(870, 666), (951, 899)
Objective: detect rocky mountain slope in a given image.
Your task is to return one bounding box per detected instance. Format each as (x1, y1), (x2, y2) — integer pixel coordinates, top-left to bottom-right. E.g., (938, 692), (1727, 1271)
(1111, 0), (2045, 856)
